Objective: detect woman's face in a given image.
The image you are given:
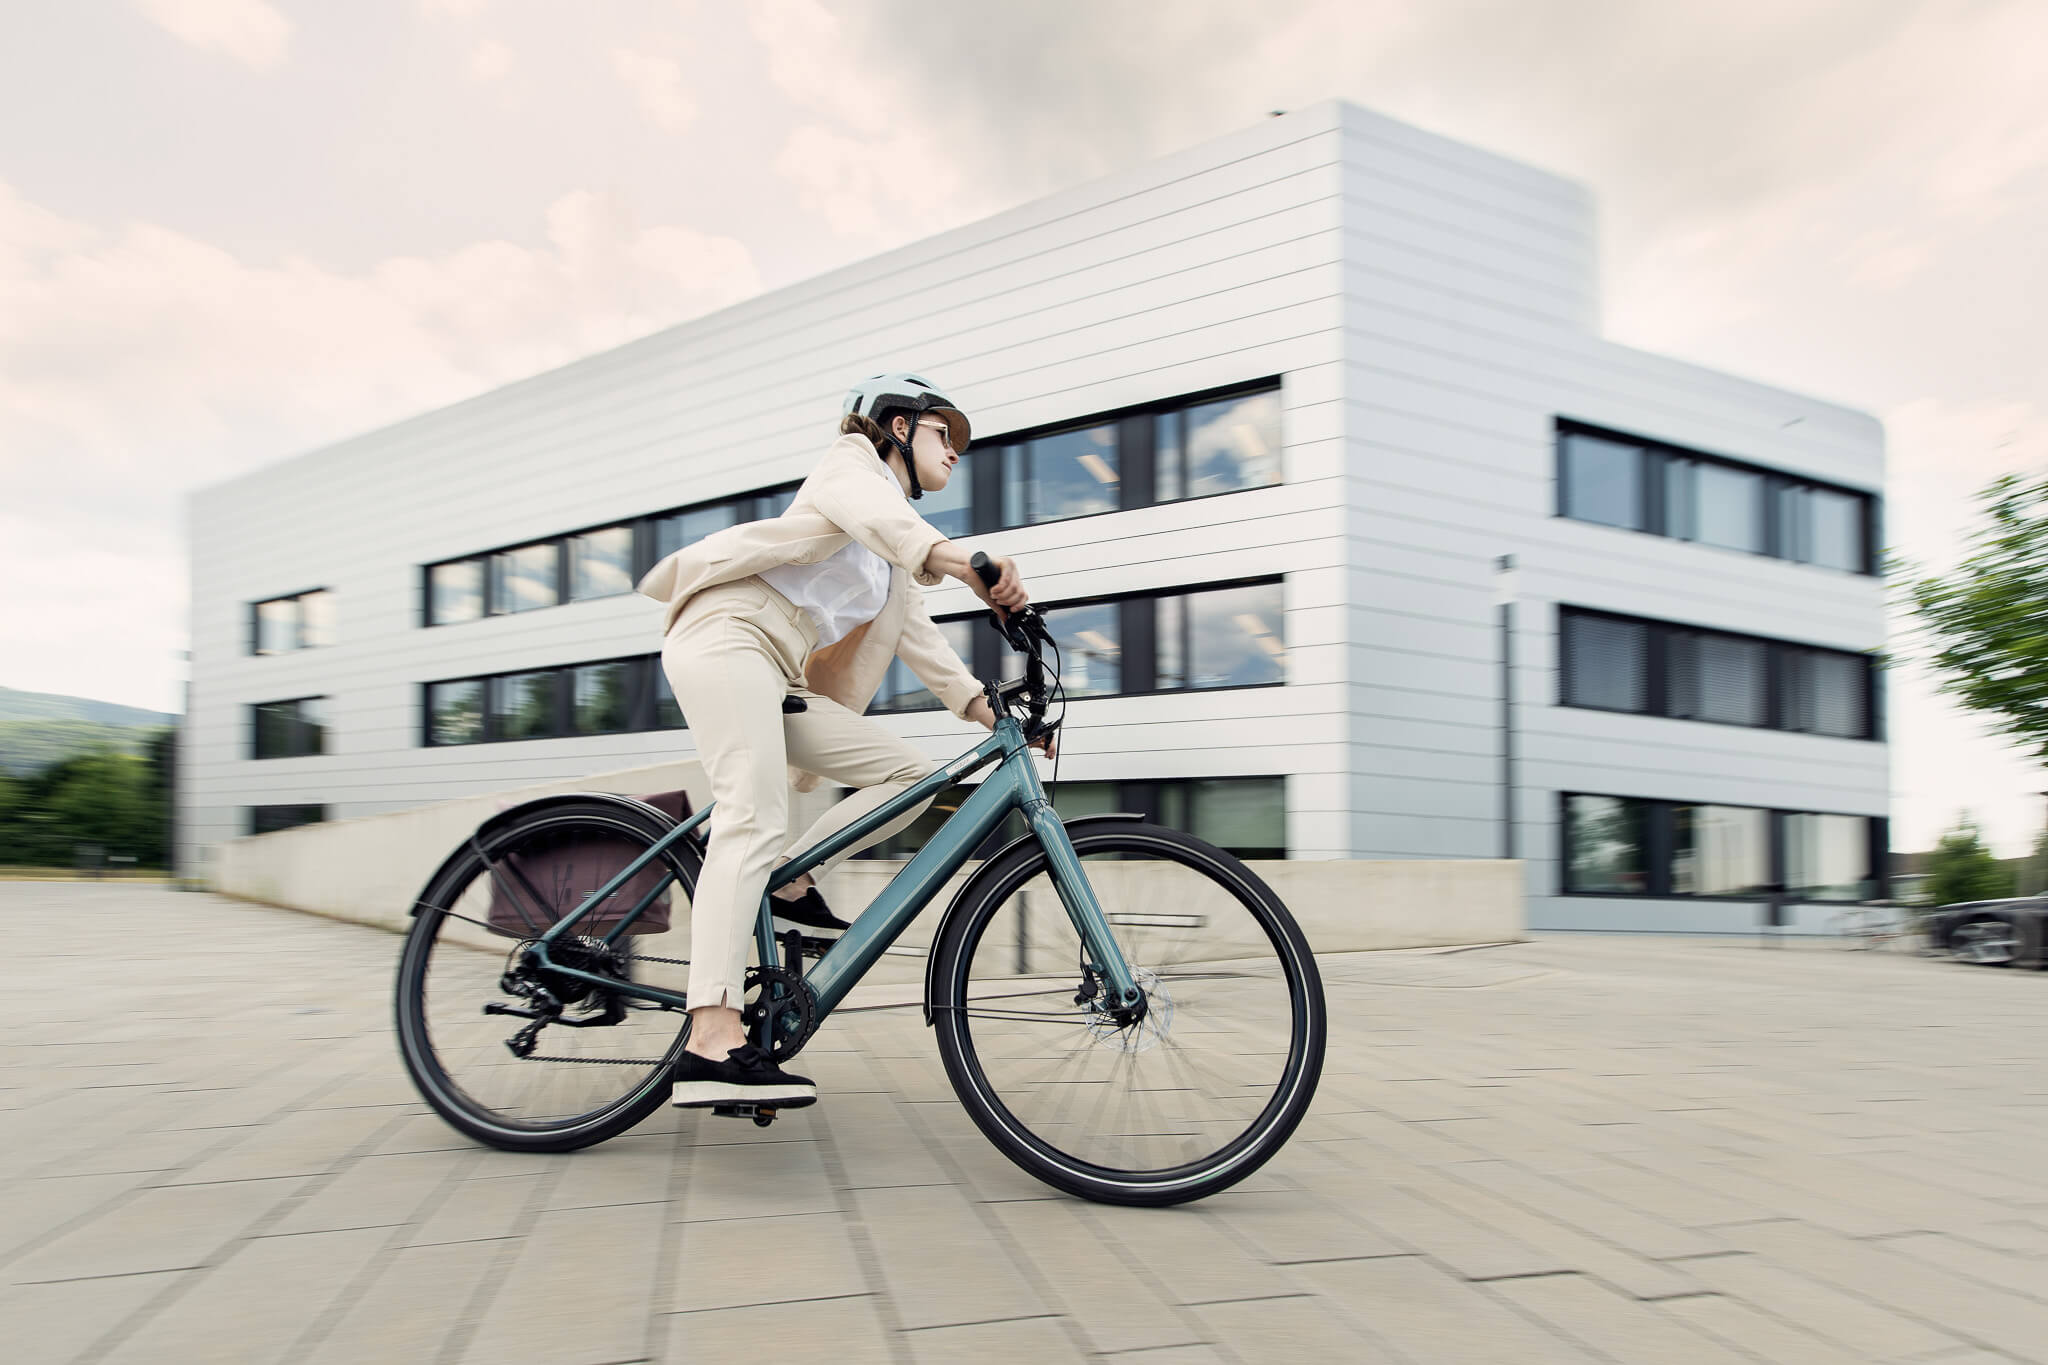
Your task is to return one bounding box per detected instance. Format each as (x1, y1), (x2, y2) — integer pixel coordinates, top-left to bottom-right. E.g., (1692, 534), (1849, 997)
(896, 415), (959, 493)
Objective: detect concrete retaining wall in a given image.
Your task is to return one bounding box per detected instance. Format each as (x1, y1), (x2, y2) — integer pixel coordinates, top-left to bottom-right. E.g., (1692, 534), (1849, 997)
(214, 763), (1523, 977)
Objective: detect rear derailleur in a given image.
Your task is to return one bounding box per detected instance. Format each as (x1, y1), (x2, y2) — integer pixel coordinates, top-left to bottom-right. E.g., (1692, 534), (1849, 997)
(487, 936), (633, 1057)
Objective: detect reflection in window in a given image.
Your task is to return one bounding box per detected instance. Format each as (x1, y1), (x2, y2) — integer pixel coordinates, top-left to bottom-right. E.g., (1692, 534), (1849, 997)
(654, 664), (684, 729)
(256, 598), (298, 655)
(1666, 460), (1763, 553)
(1671, 805), (1771, 896)
(1564, 794), (1649, 893)
(917, 462), (971, 538)
(1560, 432), (1644, 530)
(1160, 777), (1286, 859)
(1155, 595), (1186, 689)
(254, 590), (334, 653)
(1786, 812), (1871, 901)
(1007, 424), (1119, 524)
(1561, 613), (1649, 714)
(1668, 632), (1767, 727)
(570, 527), (634, 601)
(654, 503), (740, 562)
(1803, 486), (1864, 572)
(1182, 390), (1282, 498)
(252, 697), (326, 759)
(572, 661), (631, 734)
(489, 543), (558, 615)
(1187, 582), (1284, 688)
(874, 618), (975, 713)
(1009, 601), (1121, 698)
(428, 680), (483, 745)
(492, 671), (557, 740)
(430, 560), (484, 626)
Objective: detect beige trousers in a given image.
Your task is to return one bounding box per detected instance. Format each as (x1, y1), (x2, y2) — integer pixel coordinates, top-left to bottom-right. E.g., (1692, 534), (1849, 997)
(661, 577), (939, 1009)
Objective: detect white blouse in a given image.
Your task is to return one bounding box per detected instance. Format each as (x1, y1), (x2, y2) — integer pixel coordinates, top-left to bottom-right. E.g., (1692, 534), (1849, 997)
(758, 538), (892, 649)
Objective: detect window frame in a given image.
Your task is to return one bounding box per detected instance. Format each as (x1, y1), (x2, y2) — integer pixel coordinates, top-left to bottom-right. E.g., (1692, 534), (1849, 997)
(1554, 419), (1878, 575)
(248, 588), (334, 656)
(422, 655), (681, 747)
(1556, 606), (1880, 741)
(1557, 791), (1889, 902)
(249, 696), (328, 760)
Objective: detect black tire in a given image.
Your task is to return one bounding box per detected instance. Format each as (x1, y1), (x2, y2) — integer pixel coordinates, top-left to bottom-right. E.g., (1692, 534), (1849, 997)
(930, 823), (1325, 1206)
(1949, 916), (2018, 967)
(395, 800), (700, 1152)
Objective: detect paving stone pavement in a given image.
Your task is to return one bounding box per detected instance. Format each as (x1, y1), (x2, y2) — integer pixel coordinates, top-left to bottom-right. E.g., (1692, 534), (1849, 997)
(5, 883), (2047, 1363)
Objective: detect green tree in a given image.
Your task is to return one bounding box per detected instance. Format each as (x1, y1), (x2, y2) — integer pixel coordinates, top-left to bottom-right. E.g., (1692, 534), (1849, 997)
(1902, 473), (2048, 766)
(0, 744), (168, 868)
(1926, 814), (2014, 907)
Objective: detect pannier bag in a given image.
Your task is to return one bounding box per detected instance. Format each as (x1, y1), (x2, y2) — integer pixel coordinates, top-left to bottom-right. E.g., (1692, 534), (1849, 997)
(485, 791), (692, 938)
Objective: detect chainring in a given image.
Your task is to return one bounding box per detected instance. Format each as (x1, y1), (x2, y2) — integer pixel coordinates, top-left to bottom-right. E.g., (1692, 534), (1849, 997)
(739, 964), (819, 1063)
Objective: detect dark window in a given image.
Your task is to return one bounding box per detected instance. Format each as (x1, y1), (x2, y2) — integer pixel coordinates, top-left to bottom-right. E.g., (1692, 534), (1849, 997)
(1560, 607), (1877, 740)
(1670, 804), (1771, 896)
(489, 542), (559, 616)
(873, 618), (976, 713)
(1563, 794), (1651, 893)
(917, 461), (972, 538)
(248, 804), (327, 836)
(492, 670), (558, 740)
(654, 502), (741, 562)
(569, 526), (634, 601)
(1558, 419), (1876, 573)
(426, 680), (484, 745)
(1186, 581), (1285, 689)
(653, 662), (685, 729)
(1562, 793), (1884, 901)
(1559, 431), (1645, 530)
(428, 560), (484, 626)
(251, 589), (333, 654)
(251, 697), (326, 759)
(856, 776), (1287, 861)
(571, 661), (632, 734)
(1667, 632), (1767, 727)
(1560, 613), (1650, 713)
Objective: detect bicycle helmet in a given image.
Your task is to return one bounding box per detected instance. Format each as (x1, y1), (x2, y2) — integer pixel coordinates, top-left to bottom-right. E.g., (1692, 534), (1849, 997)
(841, 372), (971, 500)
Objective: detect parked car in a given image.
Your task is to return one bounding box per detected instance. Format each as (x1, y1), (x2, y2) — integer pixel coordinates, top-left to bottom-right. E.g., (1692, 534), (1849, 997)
(1924, 897), (2048, 966)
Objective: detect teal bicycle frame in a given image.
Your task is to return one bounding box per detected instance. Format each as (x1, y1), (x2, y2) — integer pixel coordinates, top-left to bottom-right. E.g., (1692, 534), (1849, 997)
(512, 711), (1141, 1044)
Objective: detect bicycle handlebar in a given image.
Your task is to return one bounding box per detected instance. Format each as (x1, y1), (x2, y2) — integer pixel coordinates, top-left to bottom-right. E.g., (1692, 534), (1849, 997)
(968, 551), (1056, 739)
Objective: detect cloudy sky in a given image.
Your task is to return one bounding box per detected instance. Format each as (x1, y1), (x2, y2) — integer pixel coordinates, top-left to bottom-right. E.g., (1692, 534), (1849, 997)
(2, 0), (2043, 852)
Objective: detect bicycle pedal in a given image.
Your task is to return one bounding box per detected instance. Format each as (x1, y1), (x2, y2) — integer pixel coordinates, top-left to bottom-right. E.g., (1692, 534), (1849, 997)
(709, 1102), (778, 1127)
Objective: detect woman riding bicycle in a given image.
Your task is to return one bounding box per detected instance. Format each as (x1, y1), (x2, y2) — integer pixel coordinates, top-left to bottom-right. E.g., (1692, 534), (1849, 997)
(636, 373), (1050, 1109)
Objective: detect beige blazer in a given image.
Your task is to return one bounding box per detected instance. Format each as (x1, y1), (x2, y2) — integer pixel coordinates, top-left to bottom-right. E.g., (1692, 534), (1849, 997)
(637, 433), (985, 791)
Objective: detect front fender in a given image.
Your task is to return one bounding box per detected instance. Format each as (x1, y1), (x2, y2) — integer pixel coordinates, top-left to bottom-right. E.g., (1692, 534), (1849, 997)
(920, 812), (1145, 1023)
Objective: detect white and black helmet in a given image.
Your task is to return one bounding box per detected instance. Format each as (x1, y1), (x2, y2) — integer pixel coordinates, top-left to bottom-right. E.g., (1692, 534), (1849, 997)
(841, 372), (971, 500)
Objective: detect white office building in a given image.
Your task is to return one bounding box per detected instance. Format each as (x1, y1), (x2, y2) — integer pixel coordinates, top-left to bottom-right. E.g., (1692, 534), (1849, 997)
(185, 101), (1890, 933)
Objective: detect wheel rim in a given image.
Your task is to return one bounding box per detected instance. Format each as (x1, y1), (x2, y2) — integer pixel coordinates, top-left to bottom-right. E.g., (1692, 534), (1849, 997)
(402, 812), (694, 1132)
(1954, 920), (2017, 964)
(944, 833), (1317, 1188)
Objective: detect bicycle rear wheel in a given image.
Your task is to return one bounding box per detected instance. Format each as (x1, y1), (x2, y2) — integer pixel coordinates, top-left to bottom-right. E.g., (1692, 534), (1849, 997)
(931, 823), (1324, 1206)
(394, 799), (699, 1152)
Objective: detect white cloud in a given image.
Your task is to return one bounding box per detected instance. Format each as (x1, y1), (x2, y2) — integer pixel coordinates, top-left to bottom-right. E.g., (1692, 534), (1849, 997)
(611, 49), (696, 134)
(0, 180), (759, 710)
(468, 38), (513, 82)
(133, 0), (289, 71)
(422, 0), (488, 18)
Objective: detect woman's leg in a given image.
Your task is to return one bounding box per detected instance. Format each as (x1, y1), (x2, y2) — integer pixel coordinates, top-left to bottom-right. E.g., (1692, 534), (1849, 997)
(778, 691), (940, 888)
(661, 620), (792, 1057)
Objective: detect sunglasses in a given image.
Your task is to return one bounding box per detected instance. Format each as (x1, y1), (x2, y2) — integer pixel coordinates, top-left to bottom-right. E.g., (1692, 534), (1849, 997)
(915, 419), (958, 452)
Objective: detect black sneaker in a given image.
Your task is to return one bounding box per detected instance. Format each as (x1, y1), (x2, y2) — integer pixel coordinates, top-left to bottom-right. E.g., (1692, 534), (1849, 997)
(670, 1044), (817, 1108)
(771, 886), (851, 940)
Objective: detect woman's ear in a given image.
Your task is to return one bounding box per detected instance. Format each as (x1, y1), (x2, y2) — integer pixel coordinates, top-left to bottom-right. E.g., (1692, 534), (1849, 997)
(891, 414), (912, 445)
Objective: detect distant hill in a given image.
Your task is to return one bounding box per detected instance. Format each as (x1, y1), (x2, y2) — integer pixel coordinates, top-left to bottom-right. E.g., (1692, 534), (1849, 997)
(0, 688), (177, 777)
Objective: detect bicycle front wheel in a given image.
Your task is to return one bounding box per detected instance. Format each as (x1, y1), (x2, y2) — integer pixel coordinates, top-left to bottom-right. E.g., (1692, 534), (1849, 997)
(395, 799), (698, 1152)
(931, 823), (1325, 1206)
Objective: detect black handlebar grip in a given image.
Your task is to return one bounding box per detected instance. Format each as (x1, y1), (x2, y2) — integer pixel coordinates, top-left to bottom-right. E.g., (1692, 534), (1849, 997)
(969, 550), (1001, 588)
